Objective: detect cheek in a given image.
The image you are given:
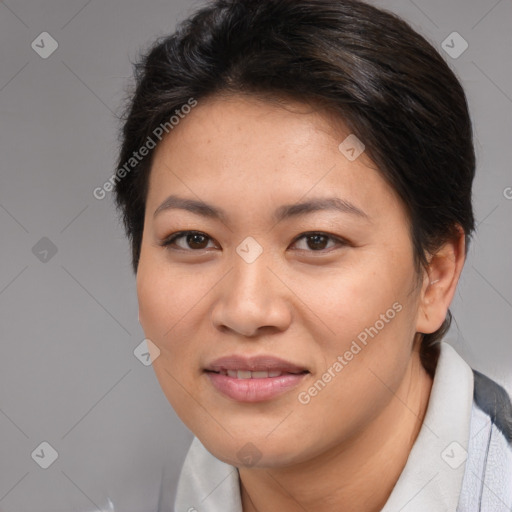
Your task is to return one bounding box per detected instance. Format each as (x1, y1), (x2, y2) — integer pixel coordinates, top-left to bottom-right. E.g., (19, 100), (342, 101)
(137, 258), (201, 340)
(136, 262), (205, 424)
(136, 258), (215, 387)
(303, 247), (420, 396)
(310, 253), (414, 339)
(298, 283), (417, 430)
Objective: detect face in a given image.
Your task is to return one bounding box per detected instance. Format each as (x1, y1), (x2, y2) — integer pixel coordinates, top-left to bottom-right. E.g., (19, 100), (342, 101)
(137, 93), (426, 468)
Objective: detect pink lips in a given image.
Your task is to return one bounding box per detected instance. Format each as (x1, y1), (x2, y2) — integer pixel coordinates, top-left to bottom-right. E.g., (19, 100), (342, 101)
(204, 355), (309, 402)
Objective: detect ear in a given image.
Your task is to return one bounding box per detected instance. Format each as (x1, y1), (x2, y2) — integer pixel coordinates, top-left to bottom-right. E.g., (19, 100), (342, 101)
(415, 225), (466, 334)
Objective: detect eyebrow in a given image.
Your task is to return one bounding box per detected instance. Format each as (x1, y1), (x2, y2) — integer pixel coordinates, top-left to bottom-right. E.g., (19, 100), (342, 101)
(153, 194), (369, 223)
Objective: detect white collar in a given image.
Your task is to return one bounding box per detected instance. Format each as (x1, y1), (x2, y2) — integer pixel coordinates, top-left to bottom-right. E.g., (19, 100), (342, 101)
(380, 341), (474, 511)
(174, 341), (474, 512)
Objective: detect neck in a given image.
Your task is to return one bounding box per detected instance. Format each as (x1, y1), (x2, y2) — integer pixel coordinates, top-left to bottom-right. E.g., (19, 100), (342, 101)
(240, 349), (434, 512)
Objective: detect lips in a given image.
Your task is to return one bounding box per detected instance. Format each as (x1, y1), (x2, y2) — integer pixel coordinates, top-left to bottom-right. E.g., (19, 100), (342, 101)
(216, 369), (292, 379)
(204, 355), (310, 402)
(204, 355), (309, 376)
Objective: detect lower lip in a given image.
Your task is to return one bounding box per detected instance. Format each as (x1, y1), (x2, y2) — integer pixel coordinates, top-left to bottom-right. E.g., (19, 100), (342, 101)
(205, 371), (309, 402)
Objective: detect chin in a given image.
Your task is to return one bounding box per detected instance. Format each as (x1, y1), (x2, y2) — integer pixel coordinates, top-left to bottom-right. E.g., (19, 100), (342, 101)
(196, 429), (312, 469)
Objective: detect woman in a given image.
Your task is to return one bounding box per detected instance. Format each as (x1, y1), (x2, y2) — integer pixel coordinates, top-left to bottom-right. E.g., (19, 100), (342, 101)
(113, 0), (512, 510)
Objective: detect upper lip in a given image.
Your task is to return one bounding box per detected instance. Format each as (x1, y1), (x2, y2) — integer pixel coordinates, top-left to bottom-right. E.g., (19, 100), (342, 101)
(205, 355), (309, 373)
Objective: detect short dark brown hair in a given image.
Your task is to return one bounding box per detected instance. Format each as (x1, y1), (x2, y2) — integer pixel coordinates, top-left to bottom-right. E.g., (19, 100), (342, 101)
(114, 0), (475, 376)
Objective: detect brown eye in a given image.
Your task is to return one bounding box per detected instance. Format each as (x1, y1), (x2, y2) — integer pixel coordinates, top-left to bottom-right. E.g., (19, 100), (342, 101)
(160, 230), (347, 254)
(306, 234), (329, 250)
(161, 231), (215, 251)
(185, 233), (209, 249)
(291, 232), (347, 252)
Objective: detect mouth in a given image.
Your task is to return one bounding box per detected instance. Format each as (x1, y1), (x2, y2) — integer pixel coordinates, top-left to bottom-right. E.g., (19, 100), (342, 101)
(205, 369), (309, 379)
(205, 354), (309, 374)
(204, 355), (310, 402)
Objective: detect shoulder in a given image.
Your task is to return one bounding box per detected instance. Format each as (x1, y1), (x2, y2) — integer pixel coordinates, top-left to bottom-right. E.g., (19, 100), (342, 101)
(472, 368), (512, 445)
(457, 369), (512, 512)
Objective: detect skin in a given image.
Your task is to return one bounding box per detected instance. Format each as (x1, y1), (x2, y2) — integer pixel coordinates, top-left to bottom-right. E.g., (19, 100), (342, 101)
(136, 94), (466, 512)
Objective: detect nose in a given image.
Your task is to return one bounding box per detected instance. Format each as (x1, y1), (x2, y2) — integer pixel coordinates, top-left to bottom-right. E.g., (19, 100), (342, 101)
(210, 252), (292, 337)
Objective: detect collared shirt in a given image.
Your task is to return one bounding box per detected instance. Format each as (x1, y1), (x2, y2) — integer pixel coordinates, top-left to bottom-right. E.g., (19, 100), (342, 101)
(174, 342), (512, 511)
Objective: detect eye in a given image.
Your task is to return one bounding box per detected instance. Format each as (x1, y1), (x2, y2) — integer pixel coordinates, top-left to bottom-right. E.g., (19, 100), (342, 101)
(290, 232), (348, 252)
(159, 230), (348, 253)
(160, 230), (217, 251)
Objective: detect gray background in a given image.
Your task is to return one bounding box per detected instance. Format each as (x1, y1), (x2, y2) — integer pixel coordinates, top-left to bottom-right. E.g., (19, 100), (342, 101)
(0, 0), (511, 510)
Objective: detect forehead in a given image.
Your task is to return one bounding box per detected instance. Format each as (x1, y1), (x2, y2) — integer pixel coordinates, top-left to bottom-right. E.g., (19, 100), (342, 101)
(146, 93), (404, 223)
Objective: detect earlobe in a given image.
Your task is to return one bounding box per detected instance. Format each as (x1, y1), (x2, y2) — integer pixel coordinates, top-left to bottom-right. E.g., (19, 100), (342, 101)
(416, 226), (466, 334)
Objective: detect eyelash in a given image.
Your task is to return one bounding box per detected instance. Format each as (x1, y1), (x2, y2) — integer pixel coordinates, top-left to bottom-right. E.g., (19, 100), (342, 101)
(159, 230), (349, 254)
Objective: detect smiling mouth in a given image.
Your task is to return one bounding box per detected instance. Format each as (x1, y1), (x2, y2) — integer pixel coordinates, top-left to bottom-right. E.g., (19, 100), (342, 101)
(205, 369), (309, 379)
(204, 368), (310, 402)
